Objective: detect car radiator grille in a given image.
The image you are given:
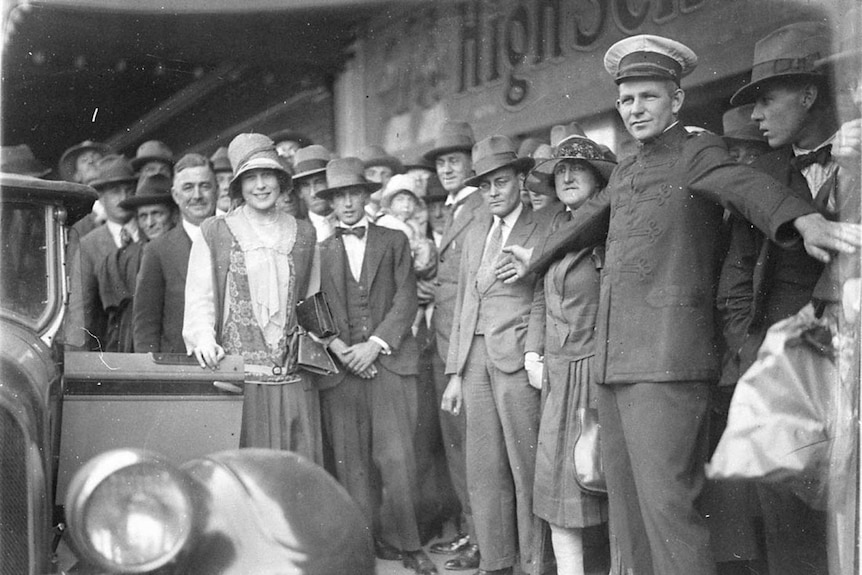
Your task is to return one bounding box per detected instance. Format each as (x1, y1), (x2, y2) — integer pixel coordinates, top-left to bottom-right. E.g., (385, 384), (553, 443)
(0, 407), (30, 575)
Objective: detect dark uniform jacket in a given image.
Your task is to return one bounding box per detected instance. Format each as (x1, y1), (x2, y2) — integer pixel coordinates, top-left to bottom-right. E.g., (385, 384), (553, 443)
(717, 146), (828, 383)
(530, 123), (816, 385)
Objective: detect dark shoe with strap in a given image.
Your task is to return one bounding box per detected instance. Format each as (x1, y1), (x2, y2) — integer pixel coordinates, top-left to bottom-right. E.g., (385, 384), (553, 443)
(373, 537), (403, 561)
(403, 549), (439, 575)
(443, 544), (480, 571)
(430, 532), (470, 555)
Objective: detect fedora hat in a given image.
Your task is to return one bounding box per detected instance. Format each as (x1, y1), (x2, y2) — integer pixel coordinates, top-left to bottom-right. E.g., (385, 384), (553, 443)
(1, 144), (51, 177)
(465, 135), (535, 188)
(88, 154), (138, 191)
(268, 129), (312, 148)
(380, 173), (419, 208)
(721, 105), (767, 143)
(359, 145), (403, 174)
(423, 121), (476, 162)
(731, 21), (831, 106)
(605, 34), (697, 86)
(531, 135), (617, 196)
(130, 140), (174, 171)
(119, 173), (175, 210)
(58, 140), (112, 182)
(316, 157), (381, 200)
(227, 133), (292, 200)
(517, 137), (544, 159)
(402, 154), (435, 173)
(293, 145), (333, 181)
(209, 147), (232, 173)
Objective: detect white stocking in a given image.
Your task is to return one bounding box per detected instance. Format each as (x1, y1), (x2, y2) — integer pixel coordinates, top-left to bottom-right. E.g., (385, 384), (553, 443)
(550, 524), (585, 575)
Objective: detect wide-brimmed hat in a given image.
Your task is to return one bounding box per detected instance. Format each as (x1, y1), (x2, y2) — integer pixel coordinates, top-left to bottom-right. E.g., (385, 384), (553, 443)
(209, 146), (232, 173)
(465, 135), (535, 188)
(530, 135), (617, 196)
(227, 133), (292, 199)
(130, 140), (174, 171)
(1, 144), (51, 177)
(380, 173), (420, 208)
(423, 121), (475, 162)
(604, 34), (697, 85)
(316, 157), (381, 200)
(268, 129), (312, 148)
(58, 140), (112, 182)
(119, 173), (175, 210)
(88, 154), (138, 191)
(293, 145), (332, 181)
(358, 145), (403, 174)
(731, 22), (831, 106)
(721, 105), (767, 143)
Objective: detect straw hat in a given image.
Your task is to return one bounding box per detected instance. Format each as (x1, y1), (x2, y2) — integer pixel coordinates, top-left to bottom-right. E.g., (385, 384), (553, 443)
(88, 155), (138, 191)
(227, 133), (292, 199)
(464, 135), (535, 188)
(316, 157), (381, 200)
(731, 22), (831, 106)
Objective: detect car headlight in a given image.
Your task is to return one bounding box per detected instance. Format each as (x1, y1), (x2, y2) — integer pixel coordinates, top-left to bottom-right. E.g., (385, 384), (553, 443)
(65, 449), (198, 573)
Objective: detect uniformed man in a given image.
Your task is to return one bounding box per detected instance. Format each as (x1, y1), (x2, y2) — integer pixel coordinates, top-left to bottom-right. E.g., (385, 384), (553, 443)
(499, 34), (860, 575)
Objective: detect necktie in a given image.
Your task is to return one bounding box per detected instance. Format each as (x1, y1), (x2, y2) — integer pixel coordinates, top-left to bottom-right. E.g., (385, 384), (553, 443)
(790, 144), (832, 172)
(120, 227), (133, 247)
(476, 221), (503, 292)
(336, 226), (366, 239)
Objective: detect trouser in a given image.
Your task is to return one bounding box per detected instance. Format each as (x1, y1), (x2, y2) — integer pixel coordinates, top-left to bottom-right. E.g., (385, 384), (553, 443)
(464, 335), (541, 572)
(598, 382), (716, 575)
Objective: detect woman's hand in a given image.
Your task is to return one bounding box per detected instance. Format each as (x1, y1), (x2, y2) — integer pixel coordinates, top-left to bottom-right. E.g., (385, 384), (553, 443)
(190, 341), (225, 370)
(441, 375), (463, 415)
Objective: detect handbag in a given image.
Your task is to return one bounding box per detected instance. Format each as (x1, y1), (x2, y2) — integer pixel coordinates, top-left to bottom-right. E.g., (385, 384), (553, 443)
(296, 292), (338, 339)
(296, 331), (339, 376)
(572, 407), (607, 494)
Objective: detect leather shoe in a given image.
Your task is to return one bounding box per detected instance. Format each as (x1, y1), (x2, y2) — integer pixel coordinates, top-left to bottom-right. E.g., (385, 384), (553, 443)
(443, 544), (480, 571)
(430, 532), (470, 555)
(403, 549), (439, 575)
(373, 537), (403, 561)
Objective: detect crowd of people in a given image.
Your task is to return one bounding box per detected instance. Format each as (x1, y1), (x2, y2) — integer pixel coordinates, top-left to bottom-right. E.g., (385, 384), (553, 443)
(2, 19), (860, 575)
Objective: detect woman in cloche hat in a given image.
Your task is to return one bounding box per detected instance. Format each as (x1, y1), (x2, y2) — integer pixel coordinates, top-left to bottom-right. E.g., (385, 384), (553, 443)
(183, 132), (324, 464)
(524, 133), (616, 575)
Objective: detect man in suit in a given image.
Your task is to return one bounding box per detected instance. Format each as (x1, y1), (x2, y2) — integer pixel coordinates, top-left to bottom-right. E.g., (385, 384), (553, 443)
(423, 121), (482, 568)
(66, 155), (139, 351)
(498, 35), (859, 575)
(441, 136), (543, 575)
(133, 153), (217, 354)
(717, 22), (843, 575)
(316, 158), (436, 575)
(294, 145), (337, 242)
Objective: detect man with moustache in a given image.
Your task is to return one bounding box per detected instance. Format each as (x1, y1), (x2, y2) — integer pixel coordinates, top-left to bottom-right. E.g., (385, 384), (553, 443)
(499, 34), (860, 575)
(133, 154), (217, 354)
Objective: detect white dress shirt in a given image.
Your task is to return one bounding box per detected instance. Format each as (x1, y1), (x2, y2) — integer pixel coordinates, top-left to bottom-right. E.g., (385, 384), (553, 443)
(308, 211), (336, 242)
(445, 186), (478, 219)
(106, 219), (140, 248)
(793, 133), (838, 210)
(182, 218), (202, 244)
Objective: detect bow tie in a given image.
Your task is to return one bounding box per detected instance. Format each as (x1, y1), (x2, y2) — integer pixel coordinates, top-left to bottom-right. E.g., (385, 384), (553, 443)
(790, 144), (832, 171)
(336, 226), (366, 239)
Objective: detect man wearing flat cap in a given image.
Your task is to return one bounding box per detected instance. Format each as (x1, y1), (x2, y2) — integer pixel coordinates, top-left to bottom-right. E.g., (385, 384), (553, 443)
(134, 154), (217, 354)
(441, 135), (544, 575)
(500, 33), (861, 575)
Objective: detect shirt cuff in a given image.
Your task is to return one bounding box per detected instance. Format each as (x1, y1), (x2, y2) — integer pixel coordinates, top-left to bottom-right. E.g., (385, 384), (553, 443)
(369, 335), (392, 355)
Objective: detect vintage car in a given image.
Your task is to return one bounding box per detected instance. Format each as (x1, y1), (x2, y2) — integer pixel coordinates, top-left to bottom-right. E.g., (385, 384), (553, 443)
(0, 173), (374, 574)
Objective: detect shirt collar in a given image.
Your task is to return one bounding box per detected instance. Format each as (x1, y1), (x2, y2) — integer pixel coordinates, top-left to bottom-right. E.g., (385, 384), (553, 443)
(792, 132), (837, 157)
(445, 186), (478, 207)
(337, 215), (369, 230)
(496, 201), (523, 229)
(182, 218), (202, 242)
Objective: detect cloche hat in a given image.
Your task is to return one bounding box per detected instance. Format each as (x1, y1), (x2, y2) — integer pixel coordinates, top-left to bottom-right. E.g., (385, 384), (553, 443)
(227, 133), (292, 200)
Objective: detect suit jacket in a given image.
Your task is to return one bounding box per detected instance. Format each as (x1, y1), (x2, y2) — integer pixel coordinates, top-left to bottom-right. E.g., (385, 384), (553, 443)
(317, 223), (419, 389)
(67, 225), (119, 350)
(133, 224), (193, 353)
(717, 146), (828, 383)
(530, 123), (816, 385)
(446, 205), (543, 376)
(432, 190), (485, 362)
